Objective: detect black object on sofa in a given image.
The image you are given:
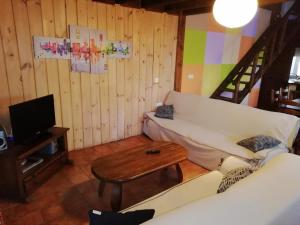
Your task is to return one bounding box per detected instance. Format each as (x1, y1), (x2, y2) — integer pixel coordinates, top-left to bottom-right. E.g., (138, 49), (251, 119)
(89, 209), (155, 225)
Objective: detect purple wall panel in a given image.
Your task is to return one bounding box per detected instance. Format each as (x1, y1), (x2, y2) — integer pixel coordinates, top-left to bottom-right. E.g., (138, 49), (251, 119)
(205, 32), (225, 64)
(242, 13), (258, 37)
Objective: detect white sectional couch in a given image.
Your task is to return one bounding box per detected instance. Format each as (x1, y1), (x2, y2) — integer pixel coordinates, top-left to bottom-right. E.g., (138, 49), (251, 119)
(144, 91), (300, 169)
(124, 153), (300, 225)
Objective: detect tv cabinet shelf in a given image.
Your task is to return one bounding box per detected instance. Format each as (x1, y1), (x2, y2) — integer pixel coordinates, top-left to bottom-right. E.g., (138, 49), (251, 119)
(0, 127), (70, 201)
(22, 151), (66, 178)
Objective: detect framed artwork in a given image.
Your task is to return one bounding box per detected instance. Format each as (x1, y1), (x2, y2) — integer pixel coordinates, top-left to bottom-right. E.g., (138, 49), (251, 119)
(70, 25), (90, 73)
(105, 41), (131, 58)
(90, 29), (108, 74)
(34, 26), (132, 74)
(33, 36), (71, 59)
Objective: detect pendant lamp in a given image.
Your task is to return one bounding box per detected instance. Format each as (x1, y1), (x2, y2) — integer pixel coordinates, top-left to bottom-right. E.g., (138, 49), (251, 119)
(213, 0), (258, 28)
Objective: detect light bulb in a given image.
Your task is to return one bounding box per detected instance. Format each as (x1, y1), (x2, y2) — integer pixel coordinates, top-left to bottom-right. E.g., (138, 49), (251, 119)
(213, 0), (258, 28)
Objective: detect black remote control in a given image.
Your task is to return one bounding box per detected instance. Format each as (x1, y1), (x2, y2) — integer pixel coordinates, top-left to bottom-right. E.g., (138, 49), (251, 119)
(145, 149), (160, 154)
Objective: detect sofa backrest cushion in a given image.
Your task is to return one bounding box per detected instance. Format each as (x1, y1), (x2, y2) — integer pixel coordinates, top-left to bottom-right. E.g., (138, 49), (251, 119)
(165, 91), (300, 147)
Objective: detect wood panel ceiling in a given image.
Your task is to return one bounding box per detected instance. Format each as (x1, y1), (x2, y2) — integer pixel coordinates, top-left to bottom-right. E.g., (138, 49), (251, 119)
(92, 0), (289, 15)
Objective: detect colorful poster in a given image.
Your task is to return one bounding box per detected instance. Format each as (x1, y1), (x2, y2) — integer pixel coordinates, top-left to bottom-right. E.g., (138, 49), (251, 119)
(90, 29), (108, 74)
(70, 25), (90, 73)
(105, 41), (131, 58)
(33, 36), (71, 59)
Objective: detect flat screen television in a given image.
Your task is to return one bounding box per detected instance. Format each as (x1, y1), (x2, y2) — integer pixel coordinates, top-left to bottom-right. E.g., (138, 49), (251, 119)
(9, 95), (56, 144)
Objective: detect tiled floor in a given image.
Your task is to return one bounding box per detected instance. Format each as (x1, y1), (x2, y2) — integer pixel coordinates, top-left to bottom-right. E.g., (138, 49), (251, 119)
(0, 135), (208, 225)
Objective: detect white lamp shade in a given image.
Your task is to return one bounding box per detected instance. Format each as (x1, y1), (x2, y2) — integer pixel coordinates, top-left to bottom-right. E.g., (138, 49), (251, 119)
(213, 0), (258, 28)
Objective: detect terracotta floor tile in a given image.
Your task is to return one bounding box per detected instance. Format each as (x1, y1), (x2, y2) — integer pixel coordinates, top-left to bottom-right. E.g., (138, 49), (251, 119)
(76, 165), (94, 179)
(76, 179), (98, 195)
(0, 200), (17, 211)
(93, 145), (113, 157)
(50, 214), (86, 225)
(12, 200), (42, 218)
(67, 172), (90, 185)
(41, 204), (65, 222)
(11, 210), (44, 225)
(0, 135), (209, 225)
(108, 135), (151, 153)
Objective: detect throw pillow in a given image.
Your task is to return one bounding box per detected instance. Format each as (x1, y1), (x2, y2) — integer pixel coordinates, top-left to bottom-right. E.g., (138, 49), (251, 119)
(89, 209), (155, 225)
(155, 105), (174, 120)
(218, 156), (252, 174)
(237, 135), (281, 152)
(217, 167), (253, 193)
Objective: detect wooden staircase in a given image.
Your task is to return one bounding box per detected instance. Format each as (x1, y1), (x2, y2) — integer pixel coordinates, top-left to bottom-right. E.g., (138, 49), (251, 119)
(211, 1), (300, 103)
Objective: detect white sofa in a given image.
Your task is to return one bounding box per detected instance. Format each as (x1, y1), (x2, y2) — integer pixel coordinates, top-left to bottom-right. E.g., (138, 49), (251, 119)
(144, 91), (300, 169)
(124, 153), (300, 225)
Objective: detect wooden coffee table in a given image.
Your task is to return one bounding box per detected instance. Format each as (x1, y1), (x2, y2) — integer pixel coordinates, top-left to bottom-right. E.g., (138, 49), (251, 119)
(91, 141), (187, 211)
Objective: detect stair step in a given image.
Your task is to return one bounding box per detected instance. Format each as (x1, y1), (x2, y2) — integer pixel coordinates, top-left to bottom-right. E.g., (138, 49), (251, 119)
(220, 91), (233, 98)
(224, 88), (235, 92)
(215, 95), (235, 102)
(288, 14), (298, 20)
(250, 64), (261, 66)
(230, 80), (249, 89)
(250, 64), (262, 68)
(224, 87), (244, 93)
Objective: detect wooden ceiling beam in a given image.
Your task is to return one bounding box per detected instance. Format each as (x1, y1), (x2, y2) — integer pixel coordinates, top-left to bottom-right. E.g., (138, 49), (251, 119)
(259, 0), (289, 7)
(165, 0), (213, 13)
(92, 0), (290, 15)
(93, 0), (116, 4)
(92, 0), (141, 8)
(142, 0), (187, 9)
(182, 6), (212, 15)
(118, 0), (141, 8)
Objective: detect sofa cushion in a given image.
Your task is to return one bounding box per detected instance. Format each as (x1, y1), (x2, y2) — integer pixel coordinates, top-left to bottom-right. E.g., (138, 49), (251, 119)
(237, 135), (281, 152)
(145, 112), (256, 159)
(218, 156), (252, 174)
(155, 105), (174, 120)
(217, 167), (253, 193)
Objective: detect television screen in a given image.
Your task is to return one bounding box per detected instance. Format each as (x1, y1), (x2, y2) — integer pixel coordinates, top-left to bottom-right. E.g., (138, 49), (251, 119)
(9, 95), (56, 144)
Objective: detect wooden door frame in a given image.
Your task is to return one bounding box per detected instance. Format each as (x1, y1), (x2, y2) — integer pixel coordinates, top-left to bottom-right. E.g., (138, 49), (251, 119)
(174, 13), (186, 92)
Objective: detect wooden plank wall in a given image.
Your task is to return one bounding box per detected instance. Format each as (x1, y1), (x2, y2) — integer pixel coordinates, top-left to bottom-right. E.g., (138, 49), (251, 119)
(0, 0), (178, 150)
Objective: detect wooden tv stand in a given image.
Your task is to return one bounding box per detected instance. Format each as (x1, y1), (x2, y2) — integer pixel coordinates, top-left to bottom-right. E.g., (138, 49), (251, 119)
(0, 127), (70, 201)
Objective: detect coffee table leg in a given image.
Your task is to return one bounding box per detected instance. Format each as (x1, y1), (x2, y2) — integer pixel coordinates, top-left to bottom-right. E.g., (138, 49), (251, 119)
(98, 180), (106, 197)
(176, 163), (183, 183)
(111, 183), (122, 211)
(160, 167), (169, 177)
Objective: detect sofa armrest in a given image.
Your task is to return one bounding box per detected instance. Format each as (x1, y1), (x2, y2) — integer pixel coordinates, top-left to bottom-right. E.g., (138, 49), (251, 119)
(122, 171), (223, 217)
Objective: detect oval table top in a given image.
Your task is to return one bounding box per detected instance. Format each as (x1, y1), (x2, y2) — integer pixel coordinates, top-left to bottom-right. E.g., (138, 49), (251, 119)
(91, 141), (187, 183)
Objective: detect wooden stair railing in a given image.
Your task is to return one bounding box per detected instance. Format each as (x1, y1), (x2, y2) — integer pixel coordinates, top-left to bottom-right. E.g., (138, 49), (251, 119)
(211, 2), (300, 103)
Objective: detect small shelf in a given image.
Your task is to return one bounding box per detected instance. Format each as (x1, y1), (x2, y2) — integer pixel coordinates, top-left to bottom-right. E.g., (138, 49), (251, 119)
(22, 150), (66, 178)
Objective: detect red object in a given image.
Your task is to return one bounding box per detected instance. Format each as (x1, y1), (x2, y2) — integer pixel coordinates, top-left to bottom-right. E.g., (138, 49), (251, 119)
(0, 211), (5, 225)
